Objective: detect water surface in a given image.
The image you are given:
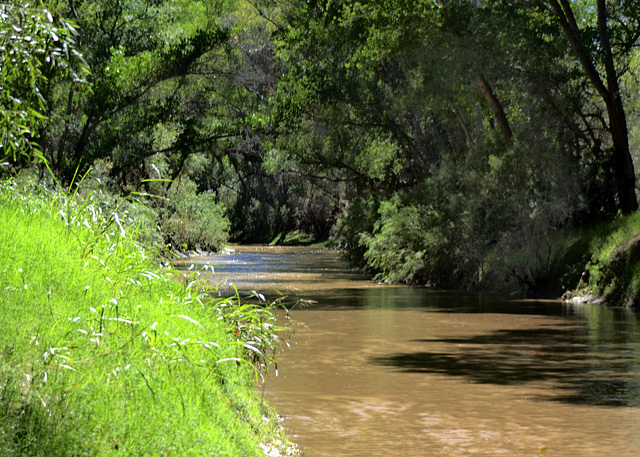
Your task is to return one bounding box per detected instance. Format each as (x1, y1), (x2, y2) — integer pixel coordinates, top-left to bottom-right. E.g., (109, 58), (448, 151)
(194, 246), (640, 456)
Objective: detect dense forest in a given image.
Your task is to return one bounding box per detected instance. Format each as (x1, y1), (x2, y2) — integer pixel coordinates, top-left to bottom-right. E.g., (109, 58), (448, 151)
(3, 0), (640, 297)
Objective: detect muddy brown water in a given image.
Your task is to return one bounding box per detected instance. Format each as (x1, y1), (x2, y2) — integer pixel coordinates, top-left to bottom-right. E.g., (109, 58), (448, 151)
(183, 246), (640, 456)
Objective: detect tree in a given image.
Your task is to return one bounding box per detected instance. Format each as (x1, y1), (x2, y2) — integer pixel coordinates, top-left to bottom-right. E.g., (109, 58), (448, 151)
(39, 0), (232, 182)
(544, 0), (638, 213)
(0, 2), (87, 164)
(269, 0), (604, 288)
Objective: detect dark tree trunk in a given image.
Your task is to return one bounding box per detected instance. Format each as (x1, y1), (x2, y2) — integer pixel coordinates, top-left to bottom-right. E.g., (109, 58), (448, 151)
(547, 0), (638, 213)
(476, 73), (513, 148)
(450, 100), (474, 152)
(596, 0), (638, 213)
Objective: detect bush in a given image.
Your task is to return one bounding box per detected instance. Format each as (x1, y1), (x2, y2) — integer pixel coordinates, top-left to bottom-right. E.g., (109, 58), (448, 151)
(160, 179), (230, 251)
(359, 194), (469, 286)
(336, 194), (379, 267)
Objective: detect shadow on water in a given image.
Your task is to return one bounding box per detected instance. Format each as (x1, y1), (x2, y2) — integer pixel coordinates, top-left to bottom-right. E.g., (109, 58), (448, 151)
(370, 315), (640, 407)
(191, 247), (640, 409)
(294, 285), (640, 407)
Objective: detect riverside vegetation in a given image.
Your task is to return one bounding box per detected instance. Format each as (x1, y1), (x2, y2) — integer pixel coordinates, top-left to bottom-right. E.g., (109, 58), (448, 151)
(8, 0), (640, 454)
(5, 0), (640, 306)
(2, 5), (640, 454)
(0, 175), (296, 456)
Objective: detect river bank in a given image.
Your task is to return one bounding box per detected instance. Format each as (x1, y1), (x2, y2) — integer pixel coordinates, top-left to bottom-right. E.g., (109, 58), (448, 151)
(197, 245), (640, 457)
(181, 211), (640, 309)
(0, 179), (295, 456)
(341, 209), (640, 309)
(534, 211), (640, 308)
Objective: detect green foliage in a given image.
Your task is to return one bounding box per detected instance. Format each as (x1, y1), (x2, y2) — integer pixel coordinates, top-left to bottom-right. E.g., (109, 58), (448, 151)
(0, 179), (289, 455)
(161, 179), (230, 251)
(271, 0), (605, 272)
(354, 135), (405, 181)
(4, 0), (640, 302)
(358, 189), (478, 287)
(336, 195), (379, 266)
(579, 213), (640, 307)
(35, 0), (235, 181)
(354, 130), (583, 292)
(359, 196), (431, 284)
(624, 48), (640, 180)
(539, 212), (640, 308)
(53, 160), (231, 253)
(0, 2), (88, 163)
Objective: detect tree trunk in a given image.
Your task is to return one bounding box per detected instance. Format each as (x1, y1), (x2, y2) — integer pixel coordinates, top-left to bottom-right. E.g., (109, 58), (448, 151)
(405, 112), (440, 164)
(547, 0), (638, 213)
(605, 96), (638, 213)
(476, 73), (513, 147)
(596, 0), (638, 213)
(450, 100), (474, 152)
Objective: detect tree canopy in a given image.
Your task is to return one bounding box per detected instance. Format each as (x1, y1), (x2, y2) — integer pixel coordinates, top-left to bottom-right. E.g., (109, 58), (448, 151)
(4, 0), (640, 291)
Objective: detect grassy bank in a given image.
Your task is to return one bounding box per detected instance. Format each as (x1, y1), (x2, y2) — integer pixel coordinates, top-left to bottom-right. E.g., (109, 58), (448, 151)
(481, 210), (640, 308)
(0, 178), (292, 456)
(545, 212), (640, 308)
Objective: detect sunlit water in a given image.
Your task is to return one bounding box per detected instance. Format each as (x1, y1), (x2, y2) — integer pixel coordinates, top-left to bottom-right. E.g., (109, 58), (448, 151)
(184, 246), (640, 456)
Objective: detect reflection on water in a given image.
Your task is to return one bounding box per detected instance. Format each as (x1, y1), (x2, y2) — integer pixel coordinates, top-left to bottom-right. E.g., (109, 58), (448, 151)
(175, 246), (370, 295)
(197, 246), (640, 456)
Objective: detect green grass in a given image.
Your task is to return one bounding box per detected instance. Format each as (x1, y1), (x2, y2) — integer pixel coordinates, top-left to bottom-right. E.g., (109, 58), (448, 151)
(471, 209), (640, 307)
(580, 212), (640, 307)
(0, 178), (291, 456)
(545, 212), (640, 307)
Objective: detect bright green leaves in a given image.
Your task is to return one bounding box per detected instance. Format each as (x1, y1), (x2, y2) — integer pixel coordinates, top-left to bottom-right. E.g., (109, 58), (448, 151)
(354, 134), (405, 181)
(161, 179), (230, 250)
(339, 0), (440, 70)
(0, 2), (88, 163)
(100, 47), (159, 98)
(47, 0), (234, 180)
(359, 195), (430, 284)
(0, 180), (287, 455)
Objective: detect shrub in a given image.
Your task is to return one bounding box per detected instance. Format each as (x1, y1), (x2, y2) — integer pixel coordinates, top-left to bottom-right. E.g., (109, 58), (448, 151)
(161, 179), (230, 251)
(359, 194), (469, 286)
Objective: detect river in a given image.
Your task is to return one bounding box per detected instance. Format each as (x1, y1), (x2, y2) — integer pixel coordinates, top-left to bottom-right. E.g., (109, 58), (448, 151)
(183, 246), (640, 456)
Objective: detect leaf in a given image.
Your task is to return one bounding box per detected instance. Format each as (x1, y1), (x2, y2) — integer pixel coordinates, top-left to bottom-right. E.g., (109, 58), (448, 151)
(175, 314), (204, 328)
(243, 343), (264, 358)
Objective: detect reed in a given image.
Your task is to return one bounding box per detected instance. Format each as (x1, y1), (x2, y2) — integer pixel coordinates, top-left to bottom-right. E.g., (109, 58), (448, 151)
(0, 176), (292, 456)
